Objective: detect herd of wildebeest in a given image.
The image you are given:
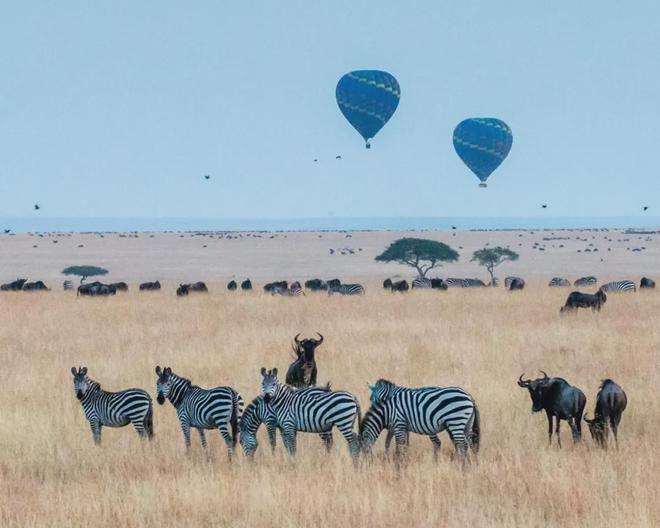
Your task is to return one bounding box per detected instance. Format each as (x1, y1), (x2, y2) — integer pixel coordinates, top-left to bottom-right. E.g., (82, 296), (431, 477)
(69, 332), (629, 465)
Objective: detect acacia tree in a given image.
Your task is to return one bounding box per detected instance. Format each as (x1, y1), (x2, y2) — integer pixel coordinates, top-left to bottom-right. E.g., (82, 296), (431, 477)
(470, 247), (519, 286)
(62, 265), (109, 284)
(375, 238), (459, 278)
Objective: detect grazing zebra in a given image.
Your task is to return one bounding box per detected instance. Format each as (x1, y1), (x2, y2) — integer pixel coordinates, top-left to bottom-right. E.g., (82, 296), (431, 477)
(365, 379), (479, 461)
(63, 280), (74, 291)
(239, 392), (333, 458)
(272, 281), (304, 296)
(328, 283), (364, 296)
(601, 280), (636, 293)
(411, 277), (432, 289)
(155, 366), (243, 455)
(548, 277), (571, 287)
(574, 276), (597, 287)
(446, 278), (487, 288)
(260, 368), (361, 458)
(71, 367), (153, 445)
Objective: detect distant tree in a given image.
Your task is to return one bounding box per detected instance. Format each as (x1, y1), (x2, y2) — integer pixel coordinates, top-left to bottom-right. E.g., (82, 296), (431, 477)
(471, 247), (519, 286)
(375, 238), (459, 278)
(62, 265), (109, 284)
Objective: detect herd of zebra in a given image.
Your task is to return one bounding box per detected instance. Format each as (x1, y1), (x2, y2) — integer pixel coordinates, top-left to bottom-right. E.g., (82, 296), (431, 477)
(70, 334), (627, 465)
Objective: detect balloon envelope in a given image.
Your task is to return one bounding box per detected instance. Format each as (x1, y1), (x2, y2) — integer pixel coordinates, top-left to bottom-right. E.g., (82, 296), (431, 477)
(453, 118), (513, 186)
(336, 70), (400, 148)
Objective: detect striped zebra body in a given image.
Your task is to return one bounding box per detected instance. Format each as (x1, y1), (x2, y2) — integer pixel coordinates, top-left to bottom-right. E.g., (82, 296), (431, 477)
(574, 276), (597, 287)
(155, 367), (243, 454)
(260, 368), (360, 458)
(549, 277), (571, 287)
(601, 280), (636, 293)
(446, 278), (486, 288)
(366, 379), (479, 460)
(71, 367), (153, 445)
(239, 392), (333, 457)
(328, 283), (364, 295)
(272, 283), (304, 297)
(412, 278), (432, 289)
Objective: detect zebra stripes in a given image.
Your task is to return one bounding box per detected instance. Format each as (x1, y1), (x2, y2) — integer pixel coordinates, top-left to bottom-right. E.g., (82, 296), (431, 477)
(574, 276), (597, 287)
(601, 280), (636, 292)
(328, 283), (365, 295)
(272, 281), (304, 296)
(364, 379), (479, 460)
(260, 368), (361, 458)
(155, 366), (243, 455)
(549, 277), (571, 287)
(446, 278), (487, 288)
(411, 278), (432, 289)
(71, 367), (153, 444)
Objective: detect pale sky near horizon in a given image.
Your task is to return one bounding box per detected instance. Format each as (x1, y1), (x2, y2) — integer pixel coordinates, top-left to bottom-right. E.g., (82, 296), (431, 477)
(1, 1), (659, 220)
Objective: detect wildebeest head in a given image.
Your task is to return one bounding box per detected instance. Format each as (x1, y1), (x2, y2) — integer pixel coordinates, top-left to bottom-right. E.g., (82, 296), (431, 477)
(70, 366), (89, 400)
(517, 371), (551, 412)
(155, 366), (173, 404)
(583, 413), (606, 447)
(261, 367), (279, 402)
(292, 333), (324, 363)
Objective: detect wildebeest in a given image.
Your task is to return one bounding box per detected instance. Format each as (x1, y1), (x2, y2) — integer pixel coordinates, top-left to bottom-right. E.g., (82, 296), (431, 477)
(77, 282), (117, 297)
(390, 280), (409, 292)
(110, 282), (128, 292)
(241, 279), (253, 290)
(640, 277), (655, 289)
(574, 276), (597, 287)
(139, 281), (161, 291)
(23, 280), (50, 291)
(304, 278), (328, 291)
(176, 284), (189, 296)
(548, 277), (571, 287)
(430, 278), (448, 290)
(326, 278), (341, 289)
(383, 278), (393, 289)
(286, 333), (324, 388)
(189, 281), (208, 292)
(227, 280), (237, 291)
(1, 278), (27, 291)
(517, 372), (586, 446)
(507, 277), (525, 290)
(584, 379), (627, 449)
(264, 280), (288, 293)
(560, 289), (606, 313)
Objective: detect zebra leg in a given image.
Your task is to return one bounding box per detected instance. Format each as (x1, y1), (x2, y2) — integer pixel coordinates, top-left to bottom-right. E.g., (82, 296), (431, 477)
(180, 422), (192, 450)
(319, 431), (333, 452)
(336, 422), (359, 459)
(430, 435), (441, 461)
(281, 427), (297, 457)
(384, 430), (394, 453)
(217, 422), (234, 459)
(266, 421), (278, 453)
(90, 421), (102, 445)
(393, 428), (409, 467)
(198, 428), (208, 449)
(447, 427), (468, 464)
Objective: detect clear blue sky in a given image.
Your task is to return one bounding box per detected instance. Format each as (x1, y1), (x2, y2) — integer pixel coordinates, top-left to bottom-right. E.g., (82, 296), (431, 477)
(1, 1), (658, 220)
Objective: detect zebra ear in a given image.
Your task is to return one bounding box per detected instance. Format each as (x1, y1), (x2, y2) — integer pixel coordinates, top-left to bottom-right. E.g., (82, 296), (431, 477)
(272, 368), (278, 377)
(367, 383), (375, 391)
(155, 366), (162, 376)
(81, 367), (87, 376)
(71, 367), (77, 375)
(260, 368), (267, 377)
(164, 367), (171, 376)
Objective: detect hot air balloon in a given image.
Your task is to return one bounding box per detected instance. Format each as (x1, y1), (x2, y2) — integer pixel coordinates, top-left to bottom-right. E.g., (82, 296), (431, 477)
(336, 70), (400, 148)
(453, 118), (513, 187)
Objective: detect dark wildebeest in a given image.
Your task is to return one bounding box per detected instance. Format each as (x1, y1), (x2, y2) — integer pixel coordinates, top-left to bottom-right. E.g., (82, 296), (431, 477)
(23, 280), (50, 291)
(584, 379), (627, 449)
(227, 280), (237, 291)
(285, 333), (324, 388)
(189, 281), (208, 292)
(548, 277), (571, 287)
(574, 276), (597, 287)
(560, 289), (606, 313)
(640, 277), (655, 289)
(430, 278), (448, 290)
(78, 282), (116, 296)
(383, 278), (393, 289)
(517, 372), (586, 447)
(110, 282), (128, 292)
(304, 279), (328, 291)
(1, 278), (27, 291)
(176, 284), (189, 297)
(264, 281), (288, 293)
(390, 280), (409, 292)
(139, 281), (161, 291)
(326, 278), (341, 289)
(508, 277), (525, 291)
(241, 279), (253, 291)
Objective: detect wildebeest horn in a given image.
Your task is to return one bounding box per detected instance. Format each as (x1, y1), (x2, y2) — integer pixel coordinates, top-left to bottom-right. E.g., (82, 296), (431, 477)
(314, 332), (324, 345)
(294, 333), (301, 344)
(540, 370), (549, 380)
(517, 374), (529, 387)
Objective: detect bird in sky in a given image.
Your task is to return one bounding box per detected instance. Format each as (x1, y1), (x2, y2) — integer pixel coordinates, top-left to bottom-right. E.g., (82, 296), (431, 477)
(642, 206), (649, 211)
(3, 229), (10, 234)
(542, 204), (548, 209)
(204, 175), (210, 180)
(34, 204), (40, 210)
(313, 159), (318, 162)
(336, 155), (342, 160)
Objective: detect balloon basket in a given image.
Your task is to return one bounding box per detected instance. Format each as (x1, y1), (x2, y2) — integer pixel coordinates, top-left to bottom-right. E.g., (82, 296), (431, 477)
(478, 182), (487, 188)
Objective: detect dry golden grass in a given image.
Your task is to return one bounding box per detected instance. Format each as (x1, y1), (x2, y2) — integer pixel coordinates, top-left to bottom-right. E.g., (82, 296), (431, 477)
(1, 285), (658, 527)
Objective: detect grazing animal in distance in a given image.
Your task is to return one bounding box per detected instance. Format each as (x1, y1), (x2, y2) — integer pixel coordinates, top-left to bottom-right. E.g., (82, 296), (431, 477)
(189, 281), (208, 292)
(304, 279), (328, 291)
(548, 277), (571, 287)
(272, 281), (304, 296)
(574, 276), (597, 287)
(445, 278), (487, 288)
(506, 277), (525, 290)
(640, 277), (655, 289)
(176, 284), (189, 297)
(139, 281), (161, 291)
(155, 366), (243, 455)
(260, 368), (361, 459)
(1, 278), (27, 291)
(430, 278), (448, 290)
(328, 283), (364, 295)
(390, 280), (410, 292)
(77, 282), (116, 296)
(62, 280), (74, 291)
(227, 280), (237, 291)
(326, 278), (341, 289)
(264, 280), (288, 293)
(109, 282), (128, 292)
(241, 279), (253, 290)
(383, 278), (393, 289)
(584, 379), (627, 449)
(286, 333), (323, 388)
(411, 277), (432, 289)
(70, 366), (153, 444)
(601, 280), (636, 293)
(517, 372), (586, 446)
(22, 280), (50, 291)
(560, 289), (606, 313)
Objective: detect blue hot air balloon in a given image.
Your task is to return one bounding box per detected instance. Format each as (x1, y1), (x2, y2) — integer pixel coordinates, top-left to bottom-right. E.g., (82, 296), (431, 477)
(336, 70), (400, 148)
(453, 118), (513, 187)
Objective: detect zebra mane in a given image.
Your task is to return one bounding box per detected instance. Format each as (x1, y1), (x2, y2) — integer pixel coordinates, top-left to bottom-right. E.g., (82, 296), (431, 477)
(359, 400), (388, 434)
(376, 378), (396, 388)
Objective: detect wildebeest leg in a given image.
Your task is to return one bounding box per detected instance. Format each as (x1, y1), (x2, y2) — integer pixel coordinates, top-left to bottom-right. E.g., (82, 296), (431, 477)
(319, 431), (333, 452)
(569, 418), (579, 443)
(546, 410), (554, 446)
(197, 428), (208, 449)
(555, 417), (562, 448)
(611, 416), (619, 450)
(217, 422), (234, 459)
(429, 435), (441, 461)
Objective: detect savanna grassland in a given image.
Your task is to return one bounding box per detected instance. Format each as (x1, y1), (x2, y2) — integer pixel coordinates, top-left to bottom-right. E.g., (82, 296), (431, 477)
(1, 285), (658, 527)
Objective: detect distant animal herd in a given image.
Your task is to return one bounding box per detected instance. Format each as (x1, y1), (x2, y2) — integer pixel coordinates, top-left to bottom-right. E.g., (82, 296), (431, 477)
(70, 333), (628, 465)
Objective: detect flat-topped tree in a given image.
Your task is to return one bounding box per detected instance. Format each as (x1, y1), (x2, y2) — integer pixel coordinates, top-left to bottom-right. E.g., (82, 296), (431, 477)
(62, 265), (109, 285)
(471, 247), (519, 286)
(375, 238), (459, 278)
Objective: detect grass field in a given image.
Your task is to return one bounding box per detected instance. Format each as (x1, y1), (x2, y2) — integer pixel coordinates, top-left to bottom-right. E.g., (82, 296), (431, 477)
(1, 285), (658, 527)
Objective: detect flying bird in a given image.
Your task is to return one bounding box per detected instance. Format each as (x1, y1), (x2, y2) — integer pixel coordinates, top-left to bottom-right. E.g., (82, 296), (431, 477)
(643, 206), (649, 211)
(335, 155), (342, 160)
(204, 175), (210, 180)
(3, 229), (10, 234)
(313, 159), (318, 162)
(542, 204), (548, 209)
(34, 204), (40, 210)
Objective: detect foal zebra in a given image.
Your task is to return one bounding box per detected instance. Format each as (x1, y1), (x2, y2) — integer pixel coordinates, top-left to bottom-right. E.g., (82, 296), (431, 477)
(365, 379), (480, 461)
(71, 367), (153, 444)
(328, 283), (365, 295)
(601, 280), (636, 293)
(155, 366), (243, 455)
(260, 368), (361, 458)
(239, 392), (333, 458)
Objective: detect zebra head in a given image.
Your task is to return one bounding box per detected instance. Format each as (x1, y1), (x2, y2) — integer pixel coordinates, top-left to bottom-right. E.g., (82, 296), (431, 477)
(261, 367), (279, 402)
(70, 366), (89, 400)
(367, 379), (396, 404)
(359, 400), (389, 454)
(155, 366), (173, 405)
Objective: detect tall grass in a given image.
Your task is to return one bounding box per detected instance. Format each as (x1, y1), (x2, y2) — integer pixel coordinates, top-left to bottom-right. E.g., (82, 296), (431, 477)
(1, 285), (658, 527)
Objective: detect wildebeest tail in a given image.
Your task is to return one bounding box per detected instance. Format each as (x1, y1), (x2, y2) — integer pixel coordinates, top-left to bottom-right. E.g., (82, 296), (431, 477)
(469, 400), (480, 454)
(231, 390), (244, 448)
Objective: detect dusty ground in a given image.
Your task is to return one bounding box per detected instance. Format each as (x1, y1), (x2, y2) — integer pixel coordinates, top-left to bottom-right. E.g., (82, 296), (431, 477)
(0, 283), (658, 527)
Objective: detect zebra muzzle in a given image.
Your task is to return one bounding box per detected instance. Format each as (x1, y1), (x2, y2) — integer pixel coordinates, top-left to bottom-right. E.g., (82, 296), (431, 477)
(157, 394), (165, 405)
(76, 390), (83, 400)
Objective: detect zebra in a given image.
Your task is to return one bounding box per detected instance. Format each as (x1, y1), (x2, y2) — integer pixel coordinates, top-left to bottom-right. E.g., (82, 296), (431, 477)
(260, 368), (361, 458)
(601, 280), (636, 293)
(574, 276), (597, 287)
(327, 283), (364, 296)
(155, 366), (243, 455)
(365, 379), (480, 461)
(411, 277), (432, 289)
(239, 391), (333, 458)
(70, 367), (153, 445)
(272, 281), (304, 297)
(549, 277), (571, 287)
(445, 278), (487, 288)
(63, 280), (74, 291)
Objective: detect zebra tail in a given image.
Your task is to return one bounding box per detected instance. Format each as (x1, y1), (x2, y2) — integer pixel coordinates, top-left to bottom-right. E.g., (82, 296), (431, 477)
(231, 391), (244, 448)
(469, 401), (480, 454)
